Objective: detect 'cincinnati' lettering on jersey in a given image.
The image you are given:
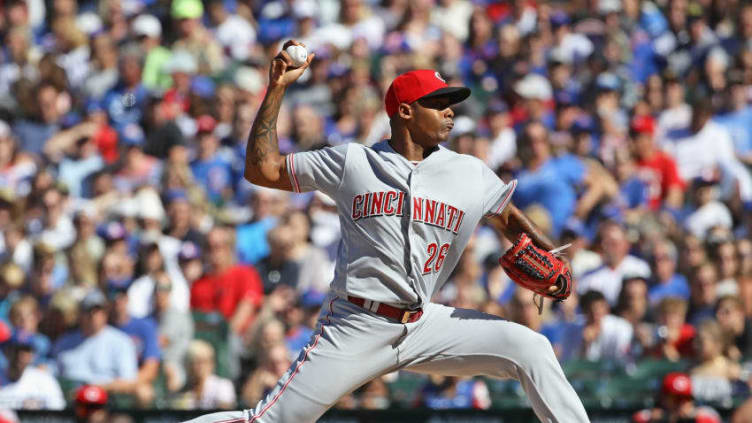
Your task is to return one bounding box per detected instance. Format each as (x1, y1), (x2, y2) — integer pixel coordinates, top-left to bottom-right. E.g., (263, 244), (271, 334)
(351, 191), (466, 234)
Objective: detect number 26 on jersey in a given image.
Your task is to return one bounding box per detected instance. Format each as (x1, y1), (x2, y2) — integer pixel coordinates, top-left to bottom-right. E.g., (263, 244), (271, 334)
(423, 242), (450, 274)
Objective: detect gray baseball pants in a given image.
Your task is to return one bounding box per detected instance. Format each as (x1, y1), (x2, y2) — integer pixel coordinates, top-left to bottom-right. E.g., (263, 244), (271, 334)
(182, 295), (589, 423)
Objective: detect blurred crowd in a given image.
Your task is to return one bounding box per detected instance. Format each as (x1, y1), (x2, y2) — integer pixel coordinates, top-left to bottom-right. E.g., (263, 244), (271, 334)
(0, 0), (751, 416)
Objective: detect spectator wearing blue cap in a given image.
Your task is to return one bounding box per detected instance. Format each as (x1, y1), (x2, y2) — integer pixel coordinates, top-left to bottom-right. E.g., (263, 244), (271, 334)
(0, 329), (65, 410)
(177, 241), (204, 286)
(190, 115), (234, 205)
(52, 290), (139, 401)
(484, 99), (516, 171)
(107, 276), (162, 407)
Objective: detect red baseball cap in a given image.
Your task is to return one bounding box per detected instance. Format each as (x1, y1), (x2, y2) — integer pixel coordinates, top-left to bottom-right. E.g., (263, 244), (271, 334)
(75, 385), (108, 406)
(385, 70), (471, 117)
(630, 115), (656, 136)
(196, 114), (217, 134)
(661, 372), (692, 398)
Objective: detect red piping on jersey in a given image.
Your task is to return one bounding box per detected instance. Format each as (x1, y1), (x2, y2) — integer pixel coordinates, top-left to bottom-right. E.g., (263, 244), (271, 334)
(494, 179), (517, 215)
(214, 418), (245, 423)
(289, 154), (301, 193)
(248, 297), (335, 422)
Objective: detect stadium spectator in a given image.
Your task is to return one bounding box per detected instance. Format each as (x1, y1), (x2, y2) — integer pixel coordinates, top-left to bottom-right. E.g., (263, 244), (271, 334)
(170, 0), (226, 75)
(107, 278), (161, 407)
(241, 342), (291, 408)
(52, 290), (139, 397)
(283, 211), (333, 294)
(7, 296), (50, 369)
(688, 262), (720, 326)
(559, 290), (633, 362)
(632, 372), (721, 423)
(630, 115), (686, 211)
(648, 238), (690, 305)
(649, 297), (695, 361)
(236, 188), (289, 265)
(513, 122), (610, 238)
(714, 295), (752, 360)
(690, 319), (742, 403)
(152, 272), (193, 393)
(190, 225), (263, 335)
(417, 375), (491, 410)
(0, 330), (65, 410)
(176, 339), (235, 410)
(577, 221), (651, 305)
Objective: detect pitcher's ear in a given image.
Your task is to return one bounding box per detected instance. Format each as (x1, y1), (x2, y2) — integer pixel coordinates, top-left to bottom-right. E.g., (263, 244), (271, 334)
(398, 103), (412, 120)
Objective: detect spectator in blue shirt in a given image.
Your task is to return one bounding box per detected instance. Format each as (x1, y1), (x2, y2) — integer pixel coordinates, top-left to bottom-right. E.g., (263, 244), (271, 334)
(190, 115), (234, 205)
(513, 122), (607, 238)
(715, 74), (752, 167)
(648, 239), (690, 305)
(236, 188), (289, 265)
(107, 279), (161, 407)
(12, 83), (62, 157)
(51, 290), (139, 400)
(418, 375), (491, 410)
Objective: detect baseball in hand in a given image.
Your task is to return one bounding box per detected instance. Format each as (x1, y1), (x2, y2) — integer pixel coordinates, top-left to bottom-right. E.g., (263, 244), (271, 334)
(285, 44), (308, 68)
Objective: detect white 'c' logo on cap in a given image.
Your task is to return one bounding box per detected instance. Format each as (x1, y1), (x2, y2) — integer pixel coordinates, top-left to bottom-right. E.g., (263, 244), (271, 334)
(435, 72), (445, 83)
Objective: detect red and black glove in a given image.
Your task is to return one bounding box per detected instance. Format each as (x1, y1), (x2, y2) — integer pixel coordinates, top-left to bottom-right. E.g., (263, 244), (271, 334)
(500, 233), (573, 302)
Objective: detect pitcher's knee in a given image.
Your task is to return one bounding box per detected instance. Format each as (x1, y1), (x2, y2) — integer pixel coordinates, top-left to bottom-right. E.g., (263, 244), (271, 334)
(516, 331), (557, 367)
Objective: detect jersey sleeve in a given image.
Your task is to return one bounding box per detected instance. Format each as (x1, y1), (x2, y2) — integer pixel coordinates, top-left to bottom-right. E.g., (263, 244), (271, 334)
(482, 163), (517, 216)
(286, 144), (349, 197)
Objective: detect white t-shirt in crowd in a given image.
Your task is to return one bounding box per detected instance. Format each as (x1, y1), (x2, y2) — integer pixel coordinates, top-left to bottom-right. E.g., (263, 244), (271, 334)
(0, 367), (66, 410)
(560, 314), (634, 362)
(577, 255), (651, 305)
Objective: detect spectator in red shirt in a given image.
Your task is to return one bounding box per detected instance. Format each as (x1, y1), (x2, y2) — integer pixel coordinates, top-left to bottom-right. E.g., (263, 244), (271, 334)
(630, 115), (686, 211)
(649, 297), (695, 361)
(190, 226), (263, 334)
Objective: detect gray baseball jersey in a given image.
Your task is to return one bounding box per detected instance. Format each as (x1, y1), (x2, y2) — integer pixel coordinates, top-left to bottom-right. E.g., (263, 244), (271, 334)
(183, 140), (590, 423)
(285, 140), (516, 306)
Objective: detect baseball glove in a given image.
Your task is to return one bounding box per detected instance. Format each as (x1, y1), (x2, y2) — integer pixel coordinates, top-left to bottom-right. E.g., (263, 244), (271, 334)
(500, 233), (573, 307)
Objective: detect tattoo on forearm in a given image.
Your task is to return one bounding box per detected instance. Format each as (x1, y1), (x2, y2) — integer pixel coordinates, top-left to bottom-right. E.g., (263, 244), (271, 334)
(248, 87), (285, 167)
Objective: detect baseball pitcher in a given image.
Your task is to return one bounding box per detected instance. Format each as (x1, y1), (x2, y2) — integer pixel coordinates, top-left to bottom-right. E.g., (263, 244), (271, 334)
(184, 40), (589, 423)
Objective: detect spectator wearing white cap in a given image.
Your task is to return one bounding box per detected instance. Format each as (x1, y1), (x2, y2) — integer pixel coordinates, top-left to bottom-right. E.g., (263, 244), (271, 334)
(514, 74), (555, 130)
(163, 50), (197, 118)
(132, 14), (172, 92)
